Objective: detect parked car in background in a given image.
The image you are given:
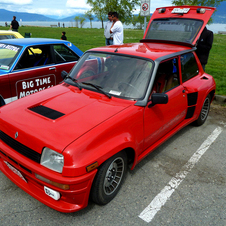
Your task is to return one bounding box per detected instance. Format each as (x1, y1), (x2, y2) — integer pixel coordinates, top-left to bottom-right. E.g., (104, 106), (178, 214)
(0, 6), (216, 213)
(0, 30), (24, 39)
(0, 38), (83, 104)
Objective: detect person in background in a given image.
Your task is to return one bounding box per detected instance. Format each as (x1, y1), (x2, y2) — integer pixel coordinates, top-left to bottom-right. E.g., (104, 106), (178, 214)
(110, 12), (123, 45)
(104, 12), (113, 45)
(10, 16), (19, 32)
(61, 31), (67, 40)
(196, 26), (213, 71)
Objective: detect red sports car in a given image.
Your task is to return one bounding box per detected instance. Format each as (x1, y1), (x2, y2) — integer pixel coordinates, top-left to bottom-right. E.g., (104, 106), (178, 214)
(0, 6), (216, 212)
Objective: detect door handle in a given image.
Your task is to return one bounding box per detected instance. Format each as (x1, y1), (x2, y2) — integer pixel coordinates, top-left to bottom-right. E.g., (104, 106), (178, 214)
(49, 67), (56, 70)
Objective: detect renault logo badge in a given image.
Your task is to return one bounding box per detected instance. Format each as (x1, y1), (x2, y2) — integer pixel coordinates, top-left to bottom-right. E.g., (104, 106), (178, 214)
(15, 132), (18, 139)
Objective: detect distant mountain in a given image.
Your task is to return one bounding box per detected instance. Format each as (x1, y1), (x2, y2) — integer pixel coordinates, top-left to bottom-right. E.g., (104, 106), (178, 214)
(0, 9), (56, 21)
(0, 9), (93, 22)
(0, 2), (225, 23)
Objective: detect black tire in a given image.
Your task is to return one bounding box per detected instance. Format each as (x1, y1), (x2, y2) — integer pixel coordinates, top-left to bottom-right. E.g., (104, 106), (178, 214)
(90, 151), (127, 205)
(193, 94), (211, 126)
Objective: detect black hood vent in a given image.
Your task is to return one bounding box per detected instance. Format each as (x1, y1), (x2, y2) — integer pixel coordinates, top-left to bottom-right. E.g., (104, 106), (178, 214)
(29, 105), (65, 120)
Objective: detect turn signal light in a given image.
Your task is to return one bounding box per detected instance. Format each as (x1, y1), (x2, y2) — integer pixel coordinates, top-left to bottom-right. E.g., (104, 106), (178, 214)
(35, 174), (70, 190)
(86, 162), (98, 172)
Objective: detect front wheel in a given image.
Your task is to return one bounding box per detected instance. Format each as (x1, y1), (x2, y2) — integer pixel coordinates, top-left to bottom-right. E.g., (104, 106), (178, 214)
(193, 94), (211, 126)
(90, 151), (127, 205)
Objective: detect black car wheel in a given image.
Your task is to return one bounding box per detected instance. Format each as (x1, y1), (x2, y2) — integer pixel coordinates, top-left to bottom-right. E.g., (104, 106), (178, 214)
(90, 151), (127, 205)
(194, 94), (211, 126)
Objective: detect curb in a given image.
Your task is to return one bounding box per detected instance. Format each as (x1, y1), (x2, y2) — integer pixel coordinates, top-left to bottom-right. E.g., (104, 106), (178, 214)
(213, 95), (226, 105)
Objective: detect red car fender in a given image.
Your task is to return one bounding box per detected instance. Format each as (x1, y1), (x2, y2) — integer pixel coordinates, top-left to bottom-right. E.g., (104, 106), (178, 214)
(194, 82), (215, 120)
(62, 106), (144, 177)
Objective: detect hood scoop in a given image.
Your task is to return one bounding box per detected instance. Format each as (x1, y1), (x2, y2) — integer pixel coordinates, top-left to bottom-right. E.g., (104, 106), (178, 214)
(29, 105), (65, 120)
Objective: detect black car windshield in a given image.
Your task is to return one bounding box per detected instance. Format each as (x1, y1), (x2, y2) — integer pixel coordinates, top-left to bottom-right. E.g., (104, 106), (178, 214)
(145, 18), (203, 44)
(67, 52), (153, 99)
(0, 43), (21, 70)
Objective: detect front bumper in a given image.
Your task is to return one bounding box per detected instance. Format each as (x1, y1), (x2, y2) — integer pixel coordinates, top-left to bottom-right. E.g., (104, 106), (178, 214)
(0, 145), (97, 213)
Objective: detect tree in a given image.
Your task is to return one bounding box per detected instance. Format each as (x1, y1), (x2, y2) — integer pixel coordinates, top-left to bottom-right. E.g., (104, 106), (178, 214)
(86, 0), (140, 27)
(172, 0), (224, 8)
(74, 16), (80, 28)
(79, 16), (86, 28)
(85, 11), (94, 28)
(131, 13), (150, 29)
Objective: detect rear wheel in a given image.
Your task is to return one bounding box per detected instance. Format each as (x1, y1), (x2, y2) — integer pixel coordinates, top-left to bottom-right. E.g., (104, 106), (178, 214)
(194, 95), (211, 126)
(90, 151), (127, 205)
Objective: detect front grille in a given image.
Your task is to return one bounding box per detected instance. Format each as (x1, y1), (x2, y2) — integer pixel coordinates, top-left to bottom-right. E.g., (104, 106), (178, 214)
(0, 131), (41, 163)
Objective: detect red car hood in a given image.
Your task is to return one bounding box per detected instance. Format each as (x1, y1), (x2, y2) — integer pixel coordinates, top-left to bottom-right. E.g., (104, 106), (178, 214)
(0, 84), (131, 154)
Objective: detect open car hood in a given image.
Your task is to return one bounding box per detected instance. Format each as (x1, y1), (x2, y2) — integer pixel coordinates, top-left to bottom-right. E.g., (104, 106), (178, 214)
(142, 6), (215, 46)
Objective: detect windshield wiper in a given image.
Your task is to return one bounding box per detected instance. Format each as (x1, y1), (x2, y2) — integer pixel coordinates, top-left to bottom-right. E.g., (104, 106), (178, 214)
(82, 82), (111, 99)
(66, 76), (82, 90)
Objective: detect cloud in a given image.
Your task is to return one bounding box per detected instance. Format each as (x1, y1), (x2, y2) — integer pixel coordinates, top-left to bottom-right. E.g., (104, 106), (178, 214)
(66, 0), (90, 9)
(0, 0), (32, 4)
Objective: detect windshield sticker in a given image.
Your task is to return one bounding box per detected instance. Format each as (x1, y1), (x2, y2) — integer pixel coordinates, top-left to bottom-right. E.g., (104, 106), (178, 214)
(172, 8), (190, 14)
(0, 65), (9, 70)
(16, 74), (56, 99)
(0, 44), (20, 52)
(109, 90), (121, 96)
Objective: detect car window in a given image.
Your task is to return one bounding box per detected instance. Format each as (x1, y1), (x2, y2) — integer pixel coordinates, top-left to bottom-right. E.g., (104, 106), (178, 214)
(145, 18), (203, 44)
(0, 35), (16, 40)
(152, 58), (180, 93)
(15, 45), (53, 70)
(0, 43), (21, 70)
(53, 44), (79, 63)
(181, 52), (199, 82)
(67, 52), (153, 100)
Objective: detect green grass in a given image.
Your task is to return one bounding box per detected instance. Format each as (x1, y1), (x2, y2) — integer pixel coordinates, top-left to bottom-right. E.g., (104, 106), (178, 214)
(1, 25), (225, 95)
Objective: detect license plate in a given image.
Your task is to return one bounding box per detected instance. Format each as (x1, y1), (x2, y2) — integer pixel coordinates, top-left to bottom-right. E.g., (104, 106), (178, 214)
(4, 161), (27, 183)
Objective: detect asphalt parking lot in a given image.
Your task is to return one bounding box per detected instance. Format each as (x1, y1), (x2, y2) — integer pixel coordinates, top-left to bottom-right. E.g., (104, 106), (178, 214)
(0, 105), (226, 226)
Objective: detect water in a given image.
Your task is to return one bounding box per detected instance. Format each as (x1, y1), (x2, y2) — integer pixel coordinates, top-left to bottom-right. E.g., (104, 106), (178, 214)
(0, 21), (133, 29)
(1, 21), (226, 33)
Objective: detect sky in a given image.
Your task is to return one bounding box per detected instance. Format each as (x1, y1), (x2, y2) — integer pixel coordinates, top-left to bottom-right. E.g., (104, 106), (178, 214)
(0, 0), (173, 19)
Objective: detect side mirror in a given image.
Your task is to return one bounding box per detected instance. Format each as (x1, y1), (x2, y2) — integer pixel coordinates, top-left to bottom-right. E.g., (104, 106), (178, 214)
(61, 70), (68, 80)
(0, 95), (6, 107)
(148, 93), (168, 108)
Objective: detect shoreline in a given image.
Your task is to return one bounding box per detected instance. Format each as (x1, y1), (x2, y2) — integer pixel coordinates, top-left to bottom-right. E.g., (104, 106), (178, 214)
(0, 21), (226, 33)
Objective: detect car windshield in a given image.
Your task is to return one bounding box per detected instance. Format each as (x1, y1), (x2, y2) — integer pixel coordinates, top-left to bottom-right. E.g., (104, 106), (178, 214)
(145, 18), (203, 44)
(0, 43), (21, 70)
(67, 52), (153, 100)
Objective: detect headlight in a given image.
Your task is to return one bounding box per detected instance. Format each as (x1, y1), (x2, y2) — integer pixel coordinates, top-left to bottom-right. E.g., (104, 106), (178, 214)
(41, 147), (64, 173)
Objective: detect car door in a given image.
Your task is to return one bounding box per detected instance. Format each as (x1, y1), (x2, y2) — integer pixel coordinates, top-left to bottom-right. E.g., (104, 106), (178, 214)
(9, 45), (57, 101)
(8, 44), (80, 102)
(143, 58), (187, 151)
(0, 73), (11, 104)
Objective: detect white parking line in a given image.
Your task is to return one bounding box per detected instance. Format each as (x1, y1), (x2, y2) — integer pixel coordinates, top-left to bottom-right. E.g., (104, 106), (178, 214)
(139, 126), (222, 223)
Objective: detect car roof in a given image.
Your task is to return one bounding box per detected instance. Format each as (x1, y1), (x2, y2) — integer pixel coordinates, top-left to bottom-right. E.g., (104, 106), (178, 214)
(143, 6), (215, 46)
(0, 30), (24, 38)
(0, 30), (20, 34)
(0, 38), (72, 46)
(89, 42), (193, 61)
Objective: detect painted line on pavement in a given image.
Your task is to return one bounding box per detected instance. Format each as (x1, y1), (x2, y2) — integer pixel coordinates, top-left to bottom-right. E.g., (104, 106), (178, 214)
(139, 126), (222, 223)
